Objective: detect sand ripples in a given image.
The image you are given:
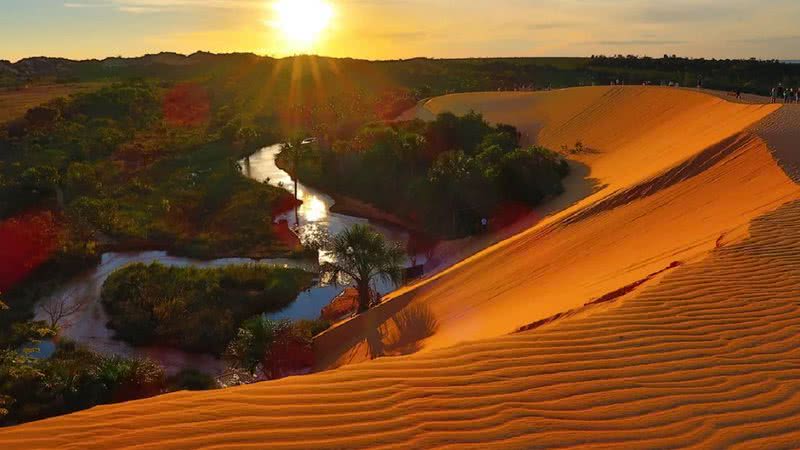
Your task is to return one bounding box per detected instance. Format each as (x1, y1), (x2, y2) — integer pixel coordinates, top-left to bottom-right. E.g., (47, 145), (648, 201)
(3, 88), (800, 449)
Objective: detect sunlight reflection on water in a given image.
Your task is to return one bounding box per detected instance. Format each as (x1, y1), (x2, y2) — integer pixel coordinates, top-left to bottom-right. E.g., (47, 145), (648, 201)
(241, 144), (412, 260)
(240, 144), (421, 321)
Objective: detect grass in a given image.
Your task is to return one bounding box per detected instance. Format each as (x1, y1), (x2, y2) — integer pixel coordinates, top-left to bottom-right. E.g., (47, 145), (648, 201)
(0, 82), (106, 124)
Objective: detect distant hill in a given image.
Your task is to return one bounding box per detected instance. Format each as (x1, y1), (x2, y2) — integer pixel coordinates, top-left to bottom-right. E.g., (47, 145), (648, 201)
(3, 52), (800, 96)
(1, 52), (270, 87)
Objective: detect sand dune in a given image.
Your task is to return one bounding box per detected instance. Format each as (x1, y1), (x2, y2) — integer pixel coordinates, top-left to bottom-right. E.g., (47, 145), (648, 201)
(3, 87), (800, 449)
(314, 86), (790, 369)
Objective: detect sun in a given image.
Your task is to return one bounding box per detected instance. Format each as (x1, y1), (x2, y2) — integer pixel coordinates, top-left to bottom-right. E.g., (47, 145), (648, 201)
(271, 0), (335, 51)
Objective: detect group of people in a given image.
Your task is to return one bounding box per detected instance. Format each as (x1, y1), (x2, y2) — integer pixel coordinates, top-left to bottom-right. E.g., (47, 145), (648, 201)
(771, 84), (800, 103)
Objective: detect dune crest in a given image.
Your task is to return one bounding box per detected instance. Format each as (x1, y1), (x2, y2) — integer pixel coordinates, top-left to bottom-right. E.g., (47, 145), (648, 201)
(314, 86), (792, 370)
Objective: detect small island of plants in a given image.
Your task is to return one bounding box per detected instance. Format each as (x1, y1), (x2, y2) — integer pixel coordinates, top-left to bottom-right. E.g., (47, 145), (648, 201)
(101, 263), (314, 354)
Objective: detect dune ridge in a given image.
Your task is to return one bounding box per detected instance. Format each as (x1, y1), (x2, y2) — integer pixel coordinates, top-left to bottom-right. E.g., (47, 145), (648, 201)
(314, 86), (790, 370)
(3, 87), (800, 449)
(5, 196), (800, 449)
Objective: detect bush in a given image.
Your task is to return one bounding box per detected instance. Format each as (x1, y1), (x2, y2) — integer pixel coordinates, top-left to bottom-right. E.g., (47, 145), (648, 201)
(101, 263), (313, 354)
(0, 342), (166, 426)
(289, 112), (569, 238)
(225, 317), (317, 380)
(294, 319), (333, 338)
(168, 369), (218, 391)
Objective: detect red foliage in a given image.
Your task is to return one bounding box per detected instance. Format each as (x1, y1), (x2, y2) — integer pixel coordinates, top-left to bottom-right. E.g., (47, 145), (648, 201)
(265, 333), (314, 380)
(320, 288), (360, 322)
(406, 232), (438, 256)
(0, 211), (62, 292)
(271, 220), (302, 251)
(491, 201), (536, 231)
(271, 194), (302, 217)
(162, 83), (210, 127)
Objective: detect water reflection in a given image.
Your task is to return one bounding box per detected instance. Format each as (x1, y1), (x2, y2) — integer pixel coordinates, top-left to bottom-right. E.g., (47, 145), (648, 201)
(242, 144), (413, 263)
(31, 251), (314, 375)
(26, 144), (421, 375)
(241, 144), (423, 321)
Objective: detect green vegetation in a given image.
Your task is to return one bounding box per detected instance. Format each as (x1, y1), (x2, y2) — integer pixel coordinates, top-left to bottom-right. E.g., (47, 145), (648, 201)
(0, 340), (166, 426)
(320, 224), (406, 312)
(224, 316), (327, 379)
(3, 51), (795, 425)
(0, 297), (215, 426)
(225, 317), (293, 377)
(287, 113), (569, 237)
(167, 369), (219, 391)
(0, 78), (301, 347)
(4, 54), (799, 102)
(101, 263), (314, 354)
(0, 83), (107, 124)
(0, 81), (293, 258)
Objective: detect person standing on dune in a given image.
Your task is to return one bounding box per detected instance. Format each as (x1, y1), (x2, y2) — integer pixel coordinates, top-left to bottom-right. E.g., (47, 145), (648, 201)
(771, 87), (777, 103)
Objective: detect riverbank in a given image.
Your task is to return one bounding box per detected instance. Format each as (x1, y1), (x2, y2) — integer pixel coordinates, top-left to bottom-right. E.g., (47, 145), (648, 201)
(101, 262), (314, 354)
(13, 142), (417, 378)
(328, 194), (424, 234)
(32, 251), (320, 376)
(271, 148), (422, 234)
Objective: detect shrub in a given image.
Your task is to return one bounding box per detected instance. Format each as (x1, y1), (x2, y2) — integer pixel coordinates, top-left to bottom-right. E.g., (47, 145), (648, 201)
(0, 342), (166, 426)
(294, 319), (333, 338)
(101, 263), (313, 353)
(290, 112), (569, 238)
(168, 369), (218, 391)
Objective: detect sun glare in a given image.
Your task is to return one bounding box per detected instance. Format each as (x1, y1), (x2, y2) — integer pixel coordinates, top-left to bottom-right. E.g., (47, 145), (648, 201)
(271, 0), (335, 52)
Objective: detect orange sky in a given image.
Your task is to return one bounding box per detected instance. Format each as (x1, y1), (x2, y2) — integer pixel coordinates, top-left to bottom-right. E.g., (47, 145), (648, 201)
(2, 0), (800, 61)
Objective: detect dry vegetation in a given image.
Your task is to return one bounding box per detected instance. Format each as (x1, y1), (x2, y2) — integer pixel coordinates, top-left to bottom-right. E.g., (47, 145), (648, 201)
(0, 83), (105, 123)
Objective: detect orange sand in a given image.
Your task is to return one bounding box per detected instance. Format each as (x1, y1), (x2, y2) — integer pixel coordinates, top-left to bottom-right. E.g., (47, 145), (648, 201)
(314, 86), (790, 369)
(3, 87), (800, 449)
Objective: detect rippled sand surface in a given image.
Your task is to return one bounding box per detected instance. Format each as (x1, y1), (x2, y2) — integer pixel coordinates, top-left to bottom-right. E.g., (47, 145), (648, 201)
(4, 87), (800, 449)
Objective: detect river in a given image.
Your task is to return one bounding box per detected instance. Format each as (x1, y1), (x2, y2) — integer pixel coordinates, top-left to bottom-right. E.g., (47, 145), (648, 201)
(32, 143), (418, 375)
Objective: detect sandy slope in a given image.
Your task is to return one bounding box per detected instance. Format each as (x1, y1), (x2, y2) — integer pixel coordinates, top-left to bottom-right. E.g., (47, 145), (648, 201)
(5, 192), (800, 449)
(3, 88), (800, 449)
(314, 86), (790, 369)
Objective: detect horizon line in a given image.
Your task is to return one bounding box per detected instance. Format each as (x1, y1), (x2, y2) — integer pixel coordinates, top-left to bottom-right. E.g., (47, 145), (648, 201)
(5, 51), (800, 65)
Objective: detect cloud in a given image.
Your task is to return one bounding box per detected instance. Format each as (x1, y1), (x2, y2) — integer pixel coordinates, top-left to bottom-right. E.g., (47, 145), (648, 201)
(626, 0), (748, 24)
(731, 35), (800, 44)
(63, 0), (264, 13)
(595, 39), (688, 46)
(526, 22), (577, 31)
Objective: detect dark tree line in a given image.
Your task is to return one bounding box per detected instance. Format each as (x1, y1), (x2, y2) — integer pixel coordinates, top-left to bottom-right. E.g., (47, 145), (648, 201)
(287, 112), (569, 238)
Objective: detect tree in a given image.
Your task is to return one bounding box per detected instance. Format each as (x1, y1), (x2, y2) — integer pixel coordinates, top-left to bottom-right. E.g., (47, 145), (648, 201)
(429, 150), (475, 234)
(320, 224), (405, 313)
(283, 134), (310, 226)
(38, 293), (87, 329)
(224, 317), (291, 378)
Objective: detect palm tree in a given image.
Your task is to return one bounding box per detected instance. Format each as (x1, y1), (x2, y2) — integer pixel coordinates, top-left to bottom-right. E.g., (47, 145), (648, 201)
(321, 224), (406, 313)
(283, 135), (308, 226)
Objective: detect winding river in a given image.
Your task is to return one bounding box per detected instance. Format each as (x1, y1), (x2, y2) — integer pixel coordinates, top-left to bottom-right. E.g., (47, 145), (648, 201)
(33, 144), (416, 375)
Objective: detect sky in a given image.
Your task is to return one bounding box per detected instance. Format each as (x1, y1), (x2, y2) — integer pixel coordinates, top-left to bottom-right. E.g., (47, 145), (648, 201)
(1, 0), (800, 62)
